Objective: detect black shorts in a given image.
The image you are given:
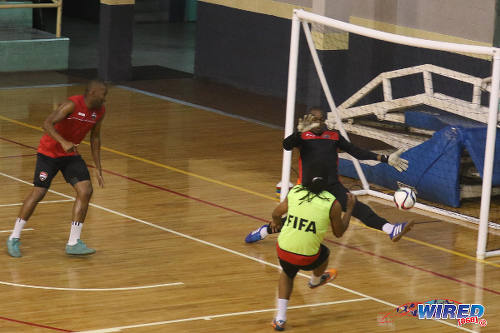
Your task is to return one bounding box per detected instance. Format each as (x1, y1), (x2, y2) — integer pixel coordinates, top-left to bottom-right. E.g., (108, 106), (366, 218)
(279, 244), (330, 279)
(33, 153), (90, 188)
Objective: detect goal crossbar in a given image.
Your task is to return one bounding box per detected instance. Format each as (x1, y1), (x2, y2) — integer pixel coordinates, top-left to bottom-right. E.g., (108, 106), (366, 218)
(281, 9), (500, 259)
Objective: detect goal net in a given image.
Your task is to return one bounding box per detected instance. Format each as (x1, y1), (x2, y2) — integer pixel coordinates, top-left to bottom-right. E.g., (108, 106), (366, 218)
(281, 10), (500, 259)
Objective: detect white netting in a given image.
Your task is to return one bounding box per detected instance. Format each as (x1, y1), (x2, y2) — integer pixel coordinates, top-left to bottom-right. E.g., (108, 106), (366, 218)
(282, 10), (500, 259)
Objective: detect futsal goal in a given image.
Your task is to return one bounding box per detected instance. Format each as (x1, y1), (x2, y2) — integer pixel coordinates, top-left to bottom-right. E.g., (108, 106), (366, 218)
(280, 9), (500, 259)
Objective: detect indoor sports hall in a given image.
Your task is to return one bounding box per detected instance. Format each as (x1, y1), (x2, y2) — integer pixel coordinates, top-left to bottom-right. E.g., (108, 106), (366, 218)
(0, 1), (499, 332)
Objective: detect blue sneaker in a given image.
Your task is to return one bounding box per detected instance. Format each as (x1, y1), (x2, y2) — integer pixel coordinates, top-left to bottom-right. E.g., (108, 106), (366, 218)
(272, 319), (286, 331)
(65, 239), (96, 255)
(6, 238), (21, 257)
(389, 221), (414, 242)
(245, 225), (267, 243)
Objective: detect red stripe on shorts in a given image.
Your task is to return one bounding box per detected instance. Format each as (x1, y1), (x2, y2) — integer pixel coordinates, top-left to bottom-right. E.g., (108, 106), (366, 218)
(276, 242), (319, 266)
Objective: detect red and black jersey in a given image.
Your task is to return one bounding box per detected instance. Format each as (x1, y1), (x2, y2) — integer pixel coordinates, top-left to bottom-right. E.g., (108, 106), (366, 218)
(38, 95), (105, 158)
(283, 130), (378, 184)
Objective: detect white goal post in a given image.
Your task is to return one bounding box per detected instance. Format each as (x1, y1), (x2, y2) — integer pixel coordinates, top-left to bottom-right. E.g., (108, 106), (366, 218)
(280, 9), (500, 259)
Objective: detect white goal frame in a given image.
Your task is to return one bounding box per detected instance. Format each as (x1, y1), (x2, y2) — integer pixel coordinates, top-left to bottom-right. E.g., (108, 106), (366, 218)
(281, 9), (500, 259)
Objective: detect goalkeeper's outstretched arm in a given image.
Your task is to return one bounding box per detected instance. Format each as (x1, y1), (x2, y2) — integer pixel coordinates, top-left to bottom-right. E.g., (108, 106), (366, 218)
(283, 132), (303, 151)
(337, 133), (380, 161)
(337, 133), (409, 172)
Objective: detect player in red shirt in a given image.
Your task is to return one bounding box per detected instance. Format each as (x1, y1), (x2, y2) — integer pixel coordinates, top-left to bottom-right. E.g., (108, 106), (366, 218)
(245, 107), (414, 245)
(6, 80), (107, 257)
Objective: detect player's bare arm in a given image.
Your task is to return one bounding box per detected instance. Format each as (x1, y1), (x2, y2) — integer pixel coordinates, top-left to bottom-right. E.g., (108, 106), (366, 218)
(330, 193), (356, 237)
(90, 114), (105, 187)
(271, 199), (288, 233)
(42, 101), (77, 153)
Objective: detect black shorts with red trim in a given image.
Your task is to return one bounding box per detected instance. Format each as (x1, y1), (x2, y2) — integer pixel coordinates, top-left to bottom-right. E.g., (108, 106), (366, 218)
(33, 153), (90, 188)
(277, 243), (330, 279)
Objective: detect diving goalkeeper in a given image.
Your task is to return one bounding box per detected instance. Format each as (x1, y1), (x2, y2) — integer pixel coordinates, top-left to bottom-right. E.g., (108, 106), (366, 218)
(245, 107), (413, 243)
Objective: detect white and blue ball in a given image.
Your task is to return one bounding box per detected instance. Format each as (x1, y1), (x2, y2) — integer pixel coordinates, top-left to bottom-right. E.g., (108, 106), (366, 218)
(393, 187), (416, 210)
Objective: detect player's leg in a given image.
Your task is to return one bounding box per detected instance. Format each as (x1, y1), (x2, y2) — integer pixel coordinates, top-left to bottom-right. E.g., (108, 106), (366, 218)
(306, 244), (336, 288)
(245, 224), (271, 243)
(245, 215), (289, 243)
(62, 156), (95, 255)
(18, 187), (49, 222)
(273, 259), (298, 331)
(328, 182), (385, 229)
(328, 182), (414, 241)
(71, 180), (93, 225)
(7, 153), (56, 257)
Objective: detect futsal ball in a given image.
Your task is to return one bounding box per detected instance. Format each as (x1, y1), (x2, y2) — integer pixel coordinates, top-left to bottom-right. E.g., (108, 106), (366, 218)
(393, 187), (416, 210)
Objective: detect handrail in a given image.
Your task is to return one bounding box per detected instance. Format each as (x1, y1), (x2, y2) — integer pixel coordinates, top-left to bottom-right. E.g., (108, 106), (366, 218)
(0, 0), (63, 37)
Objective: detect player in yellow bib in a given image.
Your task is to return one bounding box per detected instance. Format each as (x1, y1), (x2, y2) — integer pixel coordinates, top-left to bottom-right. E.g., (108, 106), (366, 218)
(270, 163), (356, 331)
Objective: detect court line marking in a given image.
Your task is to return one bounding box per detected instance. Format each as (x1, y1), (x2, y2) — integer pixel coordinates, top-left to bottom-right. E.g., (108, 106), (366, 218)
(75, 298), (371, 333)
(0, 199), (74, 207)
(0, 83), (77, 91)
(0, 171), (476, 333)
(100, 164), (500, 271)
(0, 136), (500, 268)
(116, 85), (283, 130)
(0, 315), (72, 332)
(0, 82), (281, 129)
(98, 145), (278, 201)
(0, 173), (183, 292)
(0, 228), (34, 233)
(109, 88), (500, 266)
(0, 125), (278, 202)
(349, 220), (500, 269)
(0, 281), (183, 291)
(0, 153), (37, 159)
(92, 165), (500, 288)
(325, 238), (500, 296)
(4, 164), (498, 297)
(1, 93), (499, 268)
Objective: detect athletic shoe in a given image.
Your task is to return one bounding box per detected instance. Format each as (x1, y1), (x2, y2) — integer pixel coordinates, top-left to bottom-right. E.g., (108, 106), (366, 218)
(6, 238), (21, 257)
(309, 268), (337, 288)
(245, 224), (267, 243)
(389, 221), (415, 242)
(65, 239), (96, 255)
(272, 319), (286, 331)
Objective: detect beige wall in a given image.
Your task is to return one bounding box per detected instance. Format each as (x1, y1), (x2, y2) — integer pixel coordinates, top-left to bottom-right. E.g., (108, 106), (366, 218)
(199, 0), (496, 48)
(199, 0), (311, 19)
(275, 0), (312, 7)
(244, 0), (496, 46)
(337, 0), (496, 44)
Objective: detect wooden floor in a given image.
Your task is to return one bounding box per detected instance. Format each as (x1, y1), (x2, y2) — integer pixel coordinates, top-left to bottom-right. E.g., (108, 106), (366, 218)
(1, 84), (500, 332)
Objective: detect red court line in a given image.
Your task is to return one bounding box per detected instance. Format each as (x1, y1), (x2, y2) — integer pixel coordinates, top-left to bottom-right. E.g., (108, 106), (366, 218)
(0, 316), (73, 332)
(0, 136), (38, 150)
(325, 238), (500, 296)
(1, 136), (499, 298)
(0, 136), (269, 223)
(414, 220), (441, 225)
(97, 166), (500, 296)
(93, 166), (270, 223)
(0, 154), (37, 159)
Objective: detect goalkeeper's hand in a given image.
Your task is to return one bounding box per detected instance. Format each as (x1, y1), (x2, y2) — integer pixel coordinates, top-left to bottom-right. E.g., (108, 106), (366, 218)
(387, 148), (409, 172)
(297, 114), (320, 132)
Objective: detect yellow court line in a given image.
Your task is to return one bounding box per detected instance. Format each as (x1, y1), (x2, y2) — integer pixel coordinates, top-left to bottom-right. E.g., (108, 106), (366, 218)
(353, 221), (500, 268)
(100, 145), (279, 201)
(1, 109), (498, 270)
(405, 236), (500, 268)
(0, 115), (43, 131)
(0, 114), (278, 202)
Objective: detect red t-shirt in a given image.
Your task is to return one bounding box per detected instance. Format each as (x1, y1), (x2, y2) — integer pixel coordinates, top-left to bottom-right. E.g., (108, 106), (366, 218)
(38, 95), (105, 158)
